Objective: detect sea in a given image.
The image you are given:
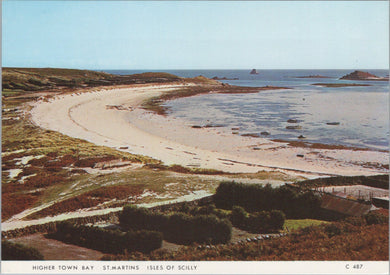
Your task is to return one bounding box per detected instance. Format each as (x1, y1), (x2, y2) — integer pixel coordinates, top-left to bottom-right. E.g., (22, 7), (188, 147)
(103, 69), (389, 151)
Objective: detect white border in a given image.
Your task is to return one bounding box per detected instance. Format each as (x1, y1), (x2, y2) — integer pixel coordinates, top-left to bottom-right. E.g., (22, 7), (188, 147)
(1, 261), (389, 275)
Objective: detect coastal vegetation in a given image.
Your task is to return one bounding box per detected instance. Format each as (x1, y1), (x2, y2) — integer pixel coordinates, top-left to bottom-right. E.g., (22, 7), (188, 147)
(103, 214), (388, 261)
(25, 184), (146, 220)
(119, 205), (232, 245)
(1, 116), (156, 221)
(47, 222), (163, 254)
(3, 178), (388, 260)
(2, 67), (181, 96)
(2, 240), (44, 260)
(214, 181), (322, 219)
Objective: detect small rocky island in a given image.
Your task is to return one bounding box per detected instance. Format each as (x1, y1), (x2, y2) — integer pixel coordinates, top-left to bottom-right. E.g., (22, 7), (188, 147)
(250, 69), (259, 75)
(212, 76), (239, 80)
(297, 75), (330, 79)
(340, 70), (389, 81)
(312, 83), (371, 88)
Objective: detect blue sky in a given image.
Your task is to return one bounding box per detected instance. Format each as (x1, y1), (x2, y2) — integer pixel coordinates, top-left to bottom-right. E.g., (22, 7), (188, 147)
(2, 1), (389, 69)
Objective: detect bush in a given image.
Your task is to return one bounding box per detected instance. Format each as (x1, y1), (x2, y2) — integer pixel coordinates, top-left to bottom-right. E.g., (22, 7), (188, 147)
(229, 207), (285, 233)
(230, 206), (247, 227)
(2, 240), (44, 260)
(324, 223), (342, 237)
(119, 205), (232, 245)
(269, 210), (286, 230)
(49, 222), (162, 254)
(214, 181), (321, 218)
(364, 212), (389, 225)
(344, 216), (367, 226)
(124, 230), (163, 254)
(188, 204), (229, 219)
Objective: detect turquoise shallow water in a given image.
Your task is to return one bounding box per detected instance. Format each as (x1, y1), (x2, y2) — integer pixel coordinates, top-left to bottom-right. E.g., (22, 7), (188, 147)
(105, 69), (389, 151)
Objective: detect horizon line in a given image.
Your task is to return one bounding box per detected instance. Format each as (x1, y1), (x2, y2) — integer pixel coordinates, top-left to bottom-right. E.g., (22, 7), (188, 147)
(2, 66), (389, 71)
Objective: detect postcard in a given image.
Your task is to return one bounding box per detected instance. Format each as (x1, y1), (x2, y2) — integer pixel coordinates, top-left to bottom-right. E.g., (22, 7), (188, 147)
(1, 1), (389, 274)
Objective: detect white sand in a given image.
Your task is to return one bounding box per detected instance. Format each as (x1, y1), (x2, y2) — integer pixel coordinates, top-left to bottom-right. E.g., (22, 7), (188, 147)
(30, 83), (388, 178)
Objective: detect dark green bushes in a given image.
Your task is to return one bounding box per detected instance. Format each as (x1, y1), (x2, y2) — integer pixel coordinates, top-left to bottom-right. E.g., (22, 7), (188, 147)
(230, 206), (285, 233)
(344, 212), (388, 226)
(364, 212), (389, 225)
(188, 204), (229, 219)
(2, 240), (44, 260)
(214, 181), (321, 218)
(119, 206), (232, 245)
(48, 222), (162, 254)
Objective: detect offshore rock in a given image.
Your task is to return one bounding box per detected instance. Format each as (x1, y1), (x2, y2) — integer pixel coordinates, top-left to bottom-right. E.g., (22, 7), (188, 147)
(340, 70), (388, 81)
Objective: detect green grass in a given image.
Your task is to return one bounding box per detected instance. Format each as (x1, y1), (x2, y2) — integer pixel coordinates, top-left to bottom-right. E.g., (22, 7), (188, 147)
(284, 219), (330, 232)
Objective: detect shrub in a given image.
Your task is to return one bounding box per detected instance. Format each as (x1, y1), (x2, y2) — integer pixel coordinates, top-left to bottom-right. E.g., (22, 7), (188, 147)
(364, 212), (389, 225)
(229, 207), (285, 233)
(214, 181), (321, 218)
(247, 211), (271, 233)
(324, 223), (342, 237)
(2, 240), (44, 260)
(104, 223), (389, 261)
(269, 210), (286, 230)
(344, 216), (367, 226)
(119, 205), (231, 245)
(230, 206), (247, 227)
(48, 222), (162, 254)
(189, 204), (229, 219)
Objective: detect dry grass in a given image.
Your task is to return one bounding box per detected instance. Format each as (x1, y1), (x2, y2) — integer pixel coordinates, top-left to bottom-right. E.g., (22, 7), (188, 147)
(25, 184), (146, 219)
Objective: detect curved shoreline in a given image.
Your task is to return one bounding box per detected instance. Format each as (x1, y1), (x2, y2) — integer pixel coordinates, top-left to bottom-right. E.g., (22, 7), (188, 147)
(30, 83), (388, 178)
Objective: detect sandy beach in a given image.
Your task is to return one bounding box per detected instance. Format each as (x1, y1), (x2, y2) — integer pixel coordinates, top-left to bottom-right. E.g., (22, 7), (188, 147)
(30, 83), (388, 178)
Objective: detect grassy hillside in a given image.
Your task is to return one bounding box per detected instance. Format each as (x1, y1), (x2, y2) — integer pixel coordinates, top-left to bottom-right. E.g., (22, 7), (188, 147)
(2, 67), (182, 96)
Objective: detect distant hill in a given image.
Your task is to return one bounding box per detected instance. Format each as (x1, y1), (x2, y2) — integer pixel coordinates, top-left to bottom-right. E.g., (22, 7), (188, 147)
(2, 67), (182, 94)
(340, 70), (388, 81)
